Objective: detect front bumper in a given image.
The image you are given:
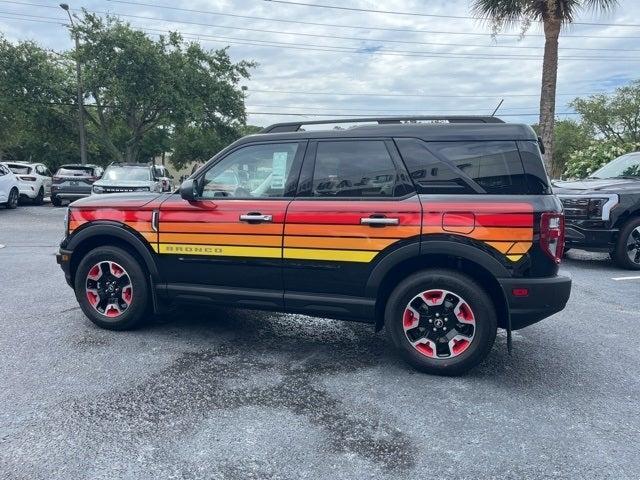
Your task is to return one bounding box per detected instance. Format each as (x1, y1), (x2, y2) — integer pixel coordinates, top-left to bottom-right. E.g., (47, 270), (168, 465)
(56, 248), (73, 287)
(498, 274), (572, 330)
(564, 221), (618, 250)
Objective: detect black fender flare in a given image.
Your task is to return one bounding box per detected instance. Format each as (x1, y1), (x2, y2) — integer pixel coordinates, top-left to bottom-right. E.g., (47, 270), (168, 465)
(365, 240), (510, 297)
(66, 221), (160, 280)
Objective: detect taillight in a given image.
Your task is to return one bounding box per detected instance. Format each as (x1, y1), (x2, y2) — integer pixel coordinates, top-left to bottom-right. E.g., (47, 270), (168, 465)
(540, 212), (565, 264)
(20, 176), (37, 182)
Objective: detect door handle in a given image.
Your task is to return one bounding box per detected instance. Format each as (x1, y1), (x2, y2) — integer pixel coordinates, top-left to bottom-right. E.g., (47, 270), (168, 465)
(360, 217), (399, 226)
(239, 213), (273, 223)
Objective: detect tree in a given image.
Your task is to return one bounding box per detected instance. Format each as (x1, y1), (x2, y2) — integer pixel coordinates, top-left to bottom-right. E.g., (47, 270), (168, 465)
(72, 12), (254, 163)
(532, 118), (594, 177)
(471, 0), (618, 173)
(0, 36), (78, 166)
(570, 80), (640, 145)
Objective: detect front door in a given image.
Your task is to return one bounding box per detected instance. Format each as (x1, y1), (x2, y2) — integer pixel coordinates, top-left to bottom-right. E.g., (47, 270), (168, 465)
(157, 141), (305, 309)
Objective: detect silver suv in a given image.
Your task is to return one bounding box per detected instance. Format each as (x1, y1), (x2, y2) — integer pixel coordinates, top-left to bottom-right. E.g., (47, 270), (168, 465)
(92, 163), (162, 194)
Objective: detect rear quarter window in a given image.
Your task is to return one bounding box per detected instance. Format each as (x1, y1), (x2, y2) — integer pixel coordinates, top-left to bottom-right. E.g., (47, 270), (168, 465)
(397, 138), (529, 195)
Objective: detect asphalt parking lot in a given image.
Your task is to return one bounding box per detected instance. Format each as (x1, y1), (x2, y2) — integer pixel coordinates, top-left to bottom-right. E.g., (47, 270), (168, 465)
(1, 203), (639, 479)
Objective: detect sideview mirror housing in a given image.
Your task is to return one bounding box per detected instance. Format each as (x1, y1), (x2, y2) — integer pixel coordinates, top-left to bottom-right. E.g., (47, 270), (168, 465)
(180, 178), (198, 201)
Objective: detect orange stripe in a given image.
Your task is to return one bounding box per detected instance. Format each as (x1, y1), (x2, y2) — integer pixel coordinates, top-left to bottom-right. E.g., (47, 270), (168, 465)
(124, 221), (153, 232)
(140, 232), (158, 243)
(285, 224), (419, 238)
(285, 235), (397, 251)
(507, 241), (533, 254)
(159, 232), (282, 247)
(485, 241), (513, 254)
(160, 222), (283, 235)
(423, 225), (532, 241)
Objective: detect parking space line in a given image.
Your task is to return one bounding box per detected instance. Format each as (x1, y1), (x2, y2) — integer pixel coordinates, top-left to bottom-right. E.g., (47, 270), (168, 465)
(612, 275), (640, 281)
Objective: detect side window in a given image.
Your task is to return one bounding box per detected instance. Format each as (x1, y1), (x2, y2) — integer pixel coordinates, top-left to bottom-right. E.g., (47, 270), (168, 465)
(312, 140), (398, 197)
(200, 143), (299, 199)
(0, 165), (6, 176)
(36, 165), (45, 175)
(428, 141), (527, 195)
(395, 138), (477, 194)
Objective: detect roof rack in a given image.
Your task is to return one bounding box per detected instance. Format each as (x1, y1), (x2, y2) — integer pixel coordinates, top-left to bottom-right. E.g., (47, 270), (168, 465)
(260, 115), (504, 133)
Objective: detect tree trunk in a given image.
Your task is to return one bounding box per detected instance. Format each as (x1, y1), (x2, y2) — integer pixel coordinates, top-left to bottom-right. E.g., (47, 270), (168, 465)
(539, 18), (561, 177)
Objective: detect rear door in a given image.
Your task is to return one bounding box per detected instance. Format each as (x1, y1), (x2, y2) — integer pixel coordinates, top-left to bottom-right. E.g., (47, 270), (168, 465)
(157, 141), (305, 308)
(283, 139), (421, 317)
(0, 164), (11, 202)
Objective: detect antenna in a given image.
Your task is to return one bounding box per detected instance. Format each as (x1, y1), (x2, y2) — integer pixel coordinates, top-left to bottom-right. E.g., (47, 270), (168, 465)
(491, 99), (505, 116)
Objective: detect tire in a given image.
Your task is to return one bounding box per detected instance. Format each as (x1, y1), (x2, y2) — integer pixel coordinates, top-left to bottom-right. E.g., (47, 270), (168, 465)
(385, 269), (497, 376)
(612, 217), (640, 270)
(33, 187), (44, 205)
(74, 246), (150, 330)
(51, 196), (63, 207)
(6, 188), (18, 209)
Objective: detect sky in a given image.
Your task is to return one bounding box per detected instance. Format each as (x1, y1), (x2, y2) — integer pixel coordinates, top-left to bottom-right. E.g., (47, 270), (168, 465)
(1, 0), (639, 128)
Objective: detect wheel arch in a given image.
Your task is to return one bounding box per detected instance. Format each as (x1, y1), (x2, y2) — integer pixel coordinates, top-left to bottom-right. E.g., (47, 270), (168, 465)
(66, 222), (159, 286)
(368, 243), (509, 331)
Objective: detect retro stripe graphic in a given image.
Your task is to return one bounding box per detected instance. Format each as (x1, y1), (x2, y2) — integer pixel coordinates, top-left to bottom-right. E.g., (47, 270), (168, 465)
(282, 199), (422, 262)
(422, 202), (534, 262)
(69, 198), (534, 263)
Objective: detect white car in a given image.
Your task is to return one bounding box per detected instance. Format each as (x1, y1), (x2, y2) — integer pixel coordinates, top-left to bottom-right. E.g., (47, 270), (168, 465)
(5, 162), (52, 205)
(0, 163), (20, 209)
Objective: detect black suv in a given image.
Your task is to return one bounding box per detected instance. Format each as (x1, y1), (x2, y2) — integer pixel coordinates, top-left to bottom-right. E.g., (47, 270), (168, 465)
(57, 116), (571, 375)
(554, 152), (640, 269)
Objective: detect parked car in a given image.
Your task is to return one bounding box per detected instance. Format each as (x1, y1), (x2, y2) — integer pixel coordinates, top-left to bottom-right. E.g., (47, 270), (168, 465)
(5, 162), (52, 204)
(57, 115), (571, 376)
(92, 163), (162, 194)
(51, 164), (104, 206)
(554, 151), (640, 270)
(153, 165), (174, 192)
(0, 162), (20, 209)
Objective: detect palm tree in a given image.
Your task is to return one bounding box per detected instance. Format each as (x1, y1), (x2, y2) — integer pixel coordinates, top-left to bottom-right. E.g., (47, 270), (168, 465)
(471, 0), (618, 176)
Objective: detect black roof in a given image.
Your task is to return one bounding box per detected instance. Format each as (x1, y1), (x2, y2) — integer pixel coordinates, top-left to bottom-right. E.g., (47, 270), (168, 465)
(238, 121), (537, 147)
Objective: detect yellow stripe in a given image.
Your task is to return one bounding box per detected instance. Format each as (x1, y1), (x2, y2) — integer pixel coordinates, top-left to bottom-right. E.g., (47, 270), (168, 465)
(284, 248), (377, 263)
(506, 254), (524, 262)
(158, 243), (281, 258)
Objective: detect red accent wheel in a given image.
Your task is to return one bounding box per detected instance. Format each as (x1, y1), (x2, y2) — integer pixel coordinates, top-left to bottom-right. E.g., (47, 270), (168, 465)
(85, 261), (133, 318)
(402, 289), (475, 359)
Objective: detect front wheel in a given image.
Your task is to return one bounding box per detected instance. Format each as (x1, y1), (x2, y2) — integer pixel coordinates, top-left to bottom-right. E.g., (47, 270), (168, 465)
(385, 269), (497, 376)
(74, 246), (150, 330)
(612, 218), (640, 270)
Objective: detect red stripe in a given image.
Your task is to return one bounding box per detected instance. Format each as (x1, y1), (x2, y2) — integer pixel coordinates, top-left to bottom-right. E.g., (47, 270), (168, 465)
(70, 209), (152, 223)
(286, 211), (422, 225)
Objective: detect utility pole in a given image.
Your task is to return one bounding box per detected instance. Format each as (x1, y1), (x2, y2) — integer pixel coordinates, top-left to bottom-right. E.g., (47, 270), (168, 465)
(60, 3), (87, 165)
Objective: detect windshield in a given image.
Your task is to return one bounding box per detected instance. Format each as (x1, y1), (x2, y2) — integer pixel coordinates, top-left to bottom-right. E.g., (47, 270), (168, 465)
(103, 166), (150, 182)
(590, 152), (640, 179)
(57, 166), (94, 177)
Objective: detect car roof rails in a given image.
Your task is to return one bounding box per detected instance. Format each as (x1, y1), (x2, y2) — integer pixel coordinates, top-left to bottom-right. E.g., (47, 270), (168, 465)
(260, 115), (505, 133)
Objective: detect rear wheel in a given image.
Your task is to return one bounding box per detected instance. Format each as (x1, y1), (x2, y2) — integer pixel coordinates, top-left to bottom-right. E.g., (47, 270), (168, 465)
(612, 218), (640, 270)
(51, 196), (62, 207)
(74, 246), (150, 330)
(33, 187), (44, 205)
(386, 269), (497, 376)
(6, 188), (18, 209)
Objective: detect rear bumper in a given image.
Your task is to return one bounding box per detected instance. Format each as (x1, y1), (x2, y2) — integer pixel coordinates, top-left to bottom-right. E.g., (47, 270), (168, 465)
(564, 221), (618, 250)
(498, 273), (571, 330)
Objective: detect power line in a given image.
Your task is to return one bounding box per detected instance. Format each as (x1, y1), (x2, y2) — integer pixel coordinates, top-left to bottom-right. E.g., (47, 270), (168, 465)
(246, 111), (579, 117)
(245, 89), (599, 98)
(246, 104), (568, 113)
(262, 0), (640, 28)
(3, 0), (637, 40)
(3, 10), (639, 62)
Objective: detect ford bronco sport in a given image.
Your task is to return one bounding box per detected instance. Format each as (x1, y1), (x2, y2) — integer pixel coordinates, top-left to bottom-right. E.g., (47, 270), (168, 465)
(57, 116), (571, 375)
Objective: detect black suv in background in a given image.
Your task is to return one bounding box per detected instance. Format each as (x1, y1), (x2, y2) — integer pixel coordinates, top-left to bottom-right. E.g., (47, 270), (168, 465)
(554, 152), (640, 269)
(51, 164), (103, 206)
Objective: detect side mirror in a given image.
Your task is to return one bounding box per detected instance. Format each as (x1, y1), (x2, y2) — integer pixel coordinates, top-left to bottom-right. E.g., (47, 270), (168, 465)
(180, 178), (198, 201)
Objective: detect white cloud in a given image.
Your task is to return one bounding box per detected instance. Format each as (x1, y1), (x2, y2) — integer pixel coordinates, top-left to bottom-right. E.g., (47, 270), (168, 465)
(1, 0), (638, 127)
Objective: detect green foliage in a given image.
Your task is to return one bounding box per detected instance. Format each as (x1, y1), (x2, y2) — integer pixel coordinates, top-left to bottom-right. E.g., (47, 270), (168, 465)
(563, 139), (640, 179)
(74, 12), (255, 164)
(0, 35), (79, 167)
(532, 119), (595, 177)
(570, 80), (640, 145)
